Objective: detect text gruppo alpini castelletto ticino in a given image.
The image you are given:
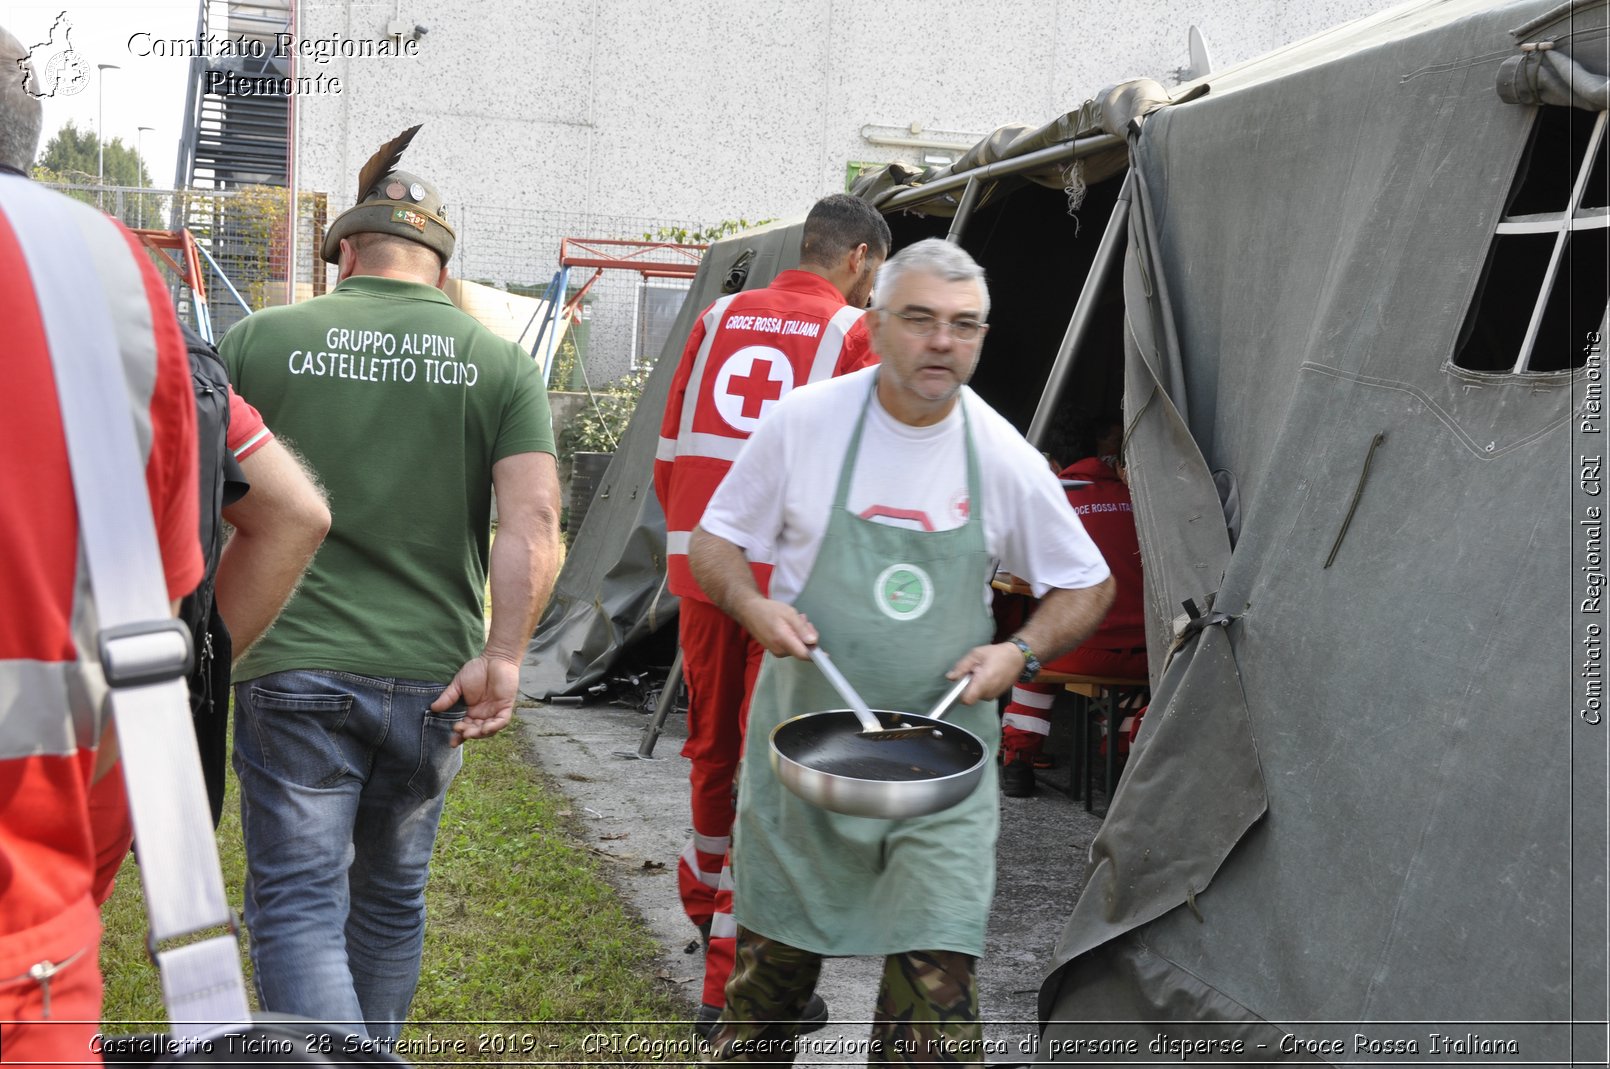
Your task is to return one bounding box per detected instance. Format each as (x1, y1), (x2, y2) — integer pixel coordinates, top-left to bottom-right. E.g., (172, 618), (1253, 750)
(287, 330), (481, 387)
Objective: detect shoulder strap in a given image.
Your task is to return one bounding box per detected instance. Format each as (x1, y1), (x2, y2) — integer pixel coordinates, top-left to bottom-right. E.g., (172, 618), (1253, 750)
(0, 176), (251, 1041)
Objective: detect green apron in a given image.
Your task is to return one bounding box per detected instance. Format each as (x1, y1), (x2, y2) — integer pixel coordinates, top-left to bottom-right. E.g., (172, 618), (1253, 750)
(731, 381), (1000, 957)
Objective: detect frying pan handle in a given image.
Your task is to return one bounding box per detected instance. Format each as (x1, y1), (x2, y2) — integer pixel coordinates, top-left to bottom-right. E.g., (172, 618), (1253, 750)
(924, 674), (974, 722)
(807, 646), (884, 734)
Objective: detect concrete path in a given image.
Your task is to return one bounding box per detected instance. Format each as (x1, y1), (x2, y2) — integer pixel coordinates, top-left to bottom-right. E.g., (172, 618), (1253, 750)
(516, 690), (1105, 1066)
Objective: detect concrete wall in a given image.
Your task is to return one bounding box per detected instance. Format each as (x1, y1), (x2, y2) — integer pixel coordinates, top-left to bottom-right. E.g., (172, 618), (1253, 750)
(292, 0), (1402, 376)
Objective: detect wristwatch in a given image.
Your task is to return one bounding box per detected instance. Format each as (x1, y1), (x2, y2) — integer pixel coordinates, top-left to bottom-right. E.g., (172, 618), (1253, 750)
(1007, 636), (1041, 683)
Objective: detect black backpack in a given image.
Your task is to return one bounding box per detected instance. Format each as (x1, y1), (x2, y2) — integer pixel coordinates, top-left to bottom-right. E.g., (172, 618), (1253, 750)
(178, 324), (248, 827)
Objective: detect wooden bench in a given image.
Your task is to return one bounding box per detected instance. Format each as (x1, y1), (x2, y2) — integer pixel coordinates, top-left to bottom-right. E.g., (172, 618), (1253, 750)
(1032, 671), (1148, 814)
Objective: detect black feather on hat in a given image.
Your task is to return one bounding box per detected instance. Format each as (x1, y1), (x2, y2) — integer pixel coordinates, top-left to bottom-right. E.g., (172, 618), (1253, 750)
(356, 124), (420, 203)
(320, 124), (455, 265)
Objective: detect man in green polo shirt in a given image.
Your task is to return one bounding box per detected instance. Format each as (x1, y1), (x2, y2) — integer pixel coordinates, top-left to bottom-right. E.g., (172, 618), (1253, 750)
(219, 126), (560, 1046)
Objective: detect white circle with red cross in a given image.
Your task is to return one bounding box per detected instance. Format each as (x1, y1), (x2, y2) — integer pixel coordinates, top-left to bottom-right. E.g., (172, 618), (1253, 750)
(712, 346), (795, 432)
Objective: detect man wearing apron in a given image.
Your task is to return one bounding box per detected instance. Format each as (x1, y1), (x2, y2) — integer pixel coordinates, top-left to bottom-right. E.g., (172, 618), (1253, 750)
(690, 238), (1116, 1065)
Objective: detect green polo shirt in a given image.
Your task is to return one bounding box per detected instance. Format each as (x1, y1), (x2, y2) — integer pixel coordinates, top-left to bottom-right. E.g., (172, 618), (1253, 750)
(220, 275), (555, 683)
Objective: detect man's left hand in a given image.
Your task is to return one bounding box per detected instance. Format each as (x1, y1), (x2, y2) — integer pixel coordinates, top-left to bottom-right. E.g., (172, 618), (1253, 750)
(433, 652), (521, 747)
(946, 642), (1025, 704)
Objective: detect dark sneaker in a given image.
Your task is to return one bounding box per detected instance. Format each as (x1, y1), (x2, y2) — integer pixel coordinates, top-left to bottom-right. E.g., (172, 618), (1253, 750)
(798, 992), (829, 1034)
(693, 994), (830, 1040)
(1001, 757), (1036, 797)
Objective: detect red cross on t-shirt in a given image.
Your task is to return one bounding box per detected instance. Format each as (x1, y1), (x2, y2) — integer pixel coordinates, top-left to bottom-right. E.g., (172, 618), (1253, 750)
(728, 360), (784, 419)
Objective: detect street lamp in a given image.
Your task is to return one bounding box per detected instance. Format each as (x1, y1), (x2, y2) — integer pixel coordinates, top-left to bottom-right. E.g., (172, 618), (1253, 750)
(95, 63), (119, 201)
(136, 126), (154, 226)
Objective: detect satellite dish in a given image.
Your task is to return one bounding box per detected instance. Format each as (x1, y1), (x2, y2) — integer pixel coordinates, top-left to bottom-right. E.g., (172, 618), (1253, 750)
(1187, 25), (1213, 78)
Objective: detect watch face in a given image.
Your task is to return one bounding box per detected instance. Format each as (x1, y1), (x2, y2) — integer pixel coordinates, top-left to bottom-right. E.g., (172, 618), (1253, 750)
(874, 563), (934, 621)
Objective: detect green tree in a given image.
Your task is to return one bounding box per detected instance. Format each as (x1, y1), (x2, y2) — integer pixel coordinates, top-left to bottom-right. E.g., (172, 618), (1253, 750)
(33, 119), (149, 186)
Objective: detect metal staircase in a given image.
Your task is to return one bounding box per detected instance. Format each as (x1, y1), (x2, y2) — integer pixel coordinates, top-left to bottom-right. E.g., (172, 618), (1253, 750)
(174, 0), (290, 189)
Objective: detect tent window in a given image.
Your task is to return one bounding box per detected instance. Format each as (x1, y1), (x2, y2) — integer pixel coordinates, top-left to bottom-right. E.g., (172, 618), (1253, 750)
(1453, 107), (1609, 375)
(631, 278), (690, 371)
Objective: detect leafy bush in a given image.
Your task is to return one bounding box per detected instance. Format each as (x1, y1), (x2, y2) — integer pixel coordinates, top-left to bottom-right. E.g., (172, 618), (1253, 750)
(557, 367), (650, 460)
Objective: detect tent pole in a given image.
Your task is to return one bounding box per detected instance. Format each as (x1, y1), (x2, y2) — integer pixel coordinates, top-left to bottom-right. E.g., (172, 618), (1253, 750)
(1026, 171), (1133, 448)
(635, 649), (682, 759)
(946, 177), (984, 243)
(878, 132), (1122, 214)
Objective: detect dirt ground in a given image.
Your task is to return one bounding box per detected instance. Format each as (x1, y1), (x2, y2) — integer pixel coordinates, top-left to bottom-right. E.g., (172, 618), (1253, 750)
(515, 687), (1107, 1066)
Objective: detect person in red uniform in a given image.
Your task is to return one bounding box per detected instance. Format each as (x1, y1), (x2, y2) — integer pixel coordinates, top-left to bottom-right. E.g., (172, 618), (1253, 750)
(999, 424), (1147, 797)
(653, 193), (891, 1035)
(0, 26), (201, 1062)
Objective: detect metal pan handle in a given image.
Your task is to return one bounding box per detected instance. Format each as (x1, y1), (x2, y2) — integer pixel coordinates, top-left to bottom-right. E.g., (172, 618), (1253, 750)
(807, 646), (884, 734)
(924, 674), (974, 722)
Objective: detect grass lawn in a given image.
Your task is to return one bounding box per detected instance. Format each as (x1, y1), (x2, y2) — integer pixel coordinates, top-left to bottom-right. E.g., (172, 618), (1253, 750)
(98, 717), (701, 1065)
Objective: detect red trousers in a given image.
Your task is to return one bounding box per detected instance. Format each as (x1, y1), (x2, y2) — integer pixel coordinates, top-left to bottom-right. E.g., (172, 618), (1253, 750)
(676, 599), (763, 1008)
(0, 897), (104, 1065)
(999, 645), (1148, 762)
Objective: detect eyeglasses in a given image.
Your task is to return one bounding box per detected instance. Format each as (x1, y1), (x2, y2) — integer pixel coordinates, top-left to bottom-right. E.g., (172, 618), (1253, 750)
(886, 310), (988, 341)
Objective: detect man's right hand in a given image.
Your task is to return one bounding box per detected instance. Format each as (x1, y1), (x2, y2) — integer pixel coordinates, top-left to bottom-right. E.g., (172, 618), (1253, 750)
(734, 598), (817, 660)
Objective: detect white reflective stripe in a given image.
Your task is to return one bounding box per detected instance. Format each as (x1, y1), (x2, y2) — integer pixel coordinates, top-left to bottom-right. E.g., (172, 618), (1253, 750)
(1002, 712), (1052, 735)
(656, 435), (678, 463)
(716, 864), (734, 892)
(0, 659), (101, 759)
(709, 912), (739, 939)
(231, 427), (271, 460)
(675, 431), (748, 464)
(692, 831), (730, 856)
(677, 294), (741, 442)
(1010, 687), (1057, 710)
(805, 304), (866, 383)
(679, 840), (722, 888)
(666, 530), (692, 555)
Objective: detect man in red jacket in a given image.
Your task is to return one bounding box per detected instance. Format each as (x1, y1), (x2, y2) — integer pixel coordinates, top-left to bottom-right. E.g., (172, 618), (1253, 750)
(0, 26), (201, 1061)
(999, 426), (1147, 797)
(653, 194), (890, 1035)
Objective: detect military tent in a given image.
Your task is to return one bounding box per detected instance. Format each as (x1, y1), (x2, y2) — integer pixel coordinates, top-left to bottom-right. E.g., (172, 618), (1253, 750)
(520, 0), (1606, 1058)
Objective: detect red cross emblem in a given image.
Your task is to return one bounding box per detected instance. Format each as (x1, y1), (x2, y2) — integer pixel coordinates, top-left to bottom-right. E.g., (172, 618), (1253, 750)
(728, 360), (784, 419)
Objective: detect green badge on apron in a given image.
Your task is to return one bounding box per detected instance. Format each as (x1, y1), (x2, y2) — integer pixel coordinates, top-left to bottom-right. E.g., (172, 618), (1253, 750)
(875, 563), (933, 620)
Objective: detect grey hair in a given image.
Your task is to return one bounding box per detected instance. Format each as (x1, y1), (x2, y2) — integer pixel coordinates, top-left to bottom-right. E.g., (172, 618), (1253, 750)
(0, 26), (42, 173)
(874, 237), (991, 319)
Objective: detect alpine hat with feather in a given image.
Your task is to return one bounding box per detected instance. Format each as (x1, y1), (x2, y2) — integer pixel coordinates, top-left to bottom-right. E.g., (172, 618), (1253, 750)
(321, 124), (455, 265)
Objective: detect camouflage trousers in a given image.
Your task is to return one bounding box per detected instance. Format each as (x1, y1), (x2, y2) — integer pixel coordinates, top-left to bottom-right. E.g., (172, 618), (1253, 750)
(706, 926), (983, 1067)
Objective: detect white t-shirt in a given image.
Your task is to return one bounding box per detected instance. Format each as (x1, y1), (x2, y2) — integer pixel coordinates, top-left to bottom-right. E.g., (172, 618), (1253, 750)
(699, 367), (1111, 606)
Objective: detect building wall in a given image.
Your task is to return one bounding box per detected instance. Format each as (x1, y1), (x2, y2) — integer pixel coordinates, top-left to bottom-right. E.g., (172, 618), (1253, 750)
(294, 0), (1401, 378)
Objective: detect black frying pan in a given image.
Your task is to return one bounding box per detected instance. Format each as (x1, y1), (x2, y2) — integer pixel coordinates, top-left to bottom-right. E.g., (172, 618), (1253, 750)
(769, 654), (987, 819)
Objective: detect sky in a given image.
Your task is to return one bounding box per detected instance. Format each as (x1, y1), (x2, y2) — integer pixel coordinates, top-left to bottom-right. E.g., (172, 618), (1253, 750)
(3, 2), (197, 187)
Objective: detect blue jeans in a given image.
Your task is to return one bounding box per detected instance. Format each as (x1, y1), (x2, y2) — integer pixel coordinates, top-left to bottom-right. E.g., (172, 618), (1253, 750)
(232, 670), (463, 1042)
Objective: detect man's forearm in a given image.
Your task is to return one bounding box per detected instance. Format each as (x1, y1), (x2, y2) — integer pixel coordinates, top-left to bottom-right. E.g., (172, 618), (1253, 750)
(689, 526), (816, 658)
(485, 451), (562, 664)
(688, 526), (764, 624)
(485, 521), (560, 663)
(1016, 577), (1117, 664)
(217, 439), (331, 660)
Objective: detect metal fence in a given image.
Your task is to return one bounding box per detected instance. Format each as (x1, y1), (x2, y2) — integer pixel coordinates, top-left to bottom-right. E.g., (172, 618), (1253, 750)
(44, 182), (326, 340)
(46, 182), (702, 382)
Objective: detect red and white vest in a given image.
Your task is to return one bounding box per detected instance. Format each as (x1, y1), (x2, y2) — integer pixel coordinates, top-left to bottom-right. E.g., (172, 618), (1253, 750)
(0, 180), (199, 937)
(654, 270), (876, 601)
